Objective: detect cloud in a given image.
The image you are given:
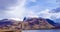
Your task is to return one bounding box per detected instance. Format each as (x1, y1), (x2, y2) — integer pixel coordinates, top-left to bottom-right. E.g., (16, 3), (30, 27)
(26, 9), (60, 22)
(54, 18), (60, 23)
(0, 0), (19, 11)
(0, 0), (60, 22)
(22, 0), (60, 22)
(50, 7), (60, 13)
(25, 0), (59, 12)
(56, 0), (60, 5)
(0, 0), (28, 19)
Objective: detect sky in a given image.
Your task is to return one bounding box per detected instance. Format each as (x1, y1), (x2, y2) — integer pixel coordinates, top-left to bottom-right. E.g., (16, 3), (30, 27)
(0, 0), (60, 22)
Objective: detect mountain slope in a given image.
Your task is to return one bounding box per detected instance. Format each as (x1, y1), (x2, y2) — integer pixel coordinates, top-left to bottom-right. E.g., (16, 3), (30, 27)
(46, 19), (56, 26)
(22, 17), (55, 30)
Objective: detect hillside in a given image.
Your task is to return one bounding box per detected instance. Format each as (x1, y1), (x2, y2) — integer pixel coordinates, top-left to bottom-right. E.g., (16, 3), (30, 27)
(22, 17), (55, 30)
(0, 17), (60, 32)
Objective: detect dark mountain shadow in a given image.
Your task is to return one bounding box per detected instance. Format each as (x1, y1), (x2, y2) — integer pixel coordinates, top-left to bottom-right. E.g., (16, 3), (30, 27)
(46, 19), (56, 26)
(46, 19), (60, 29)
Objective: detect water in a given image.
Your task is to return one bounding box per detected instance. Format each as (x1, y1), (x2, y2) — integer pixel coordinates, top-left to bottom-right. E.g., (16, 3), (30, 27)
(22, 29), (60, 32)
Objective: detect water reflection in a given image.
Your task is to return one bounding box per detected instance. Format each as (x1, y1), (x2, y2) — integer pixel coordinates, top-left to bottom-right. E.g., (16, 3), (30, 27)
(22, 29), (60, 32)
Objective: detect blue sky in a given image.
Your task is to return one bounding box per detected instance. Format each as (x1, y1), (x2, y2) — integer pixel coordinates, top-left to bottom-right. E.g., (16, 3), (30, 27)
(0, 0), (60, 22)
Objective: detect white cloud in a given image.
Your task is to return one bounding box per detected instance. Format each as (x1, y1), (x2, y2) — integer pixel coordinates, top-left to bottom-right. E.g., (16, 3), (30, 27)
(9, 18), (23, 21)
(1, 0), (27, 20)
(26, 11), (39, 18)
(0, 0), (60, 22)
(26, 9), (60, 21)
(41, 10), (60, 19)
(10, 0), (58, 21)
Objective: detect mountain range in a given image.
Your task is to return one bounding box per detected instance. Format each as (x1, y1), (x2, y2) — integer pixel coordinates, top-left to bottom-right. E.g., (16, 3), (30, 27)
(0, 17), (60, 30)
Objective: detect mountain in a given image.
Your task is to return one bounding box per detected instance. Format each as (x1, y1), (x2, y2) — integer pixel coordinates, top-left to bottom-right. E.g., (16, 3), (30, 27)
(22, 17), (55, 30)
(0, 19), (14, 28)
(46, 19), (60, 29)
(54, 22), (60, 29)
(0, 19), (14, 25)
(0, 17), (60, 31)
(46, 19), (56, 26)
(0, 19), (22, 32)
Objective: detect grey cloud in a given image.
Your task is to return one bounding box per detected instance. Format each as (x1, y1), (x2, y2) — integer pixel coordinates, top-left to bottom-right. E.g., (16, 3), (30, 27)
(0, 0), (19, 19)
(53, 18), (60, 22)
(50, 7), (60, 13)
(0, 0), (18, 11)
(56, 0), (60, 5)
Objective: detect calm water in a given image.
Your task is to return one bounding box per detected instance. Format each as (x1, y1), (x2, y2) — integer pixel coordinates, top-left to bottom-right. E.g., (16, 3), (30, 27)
(22, 29), (60, 32)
